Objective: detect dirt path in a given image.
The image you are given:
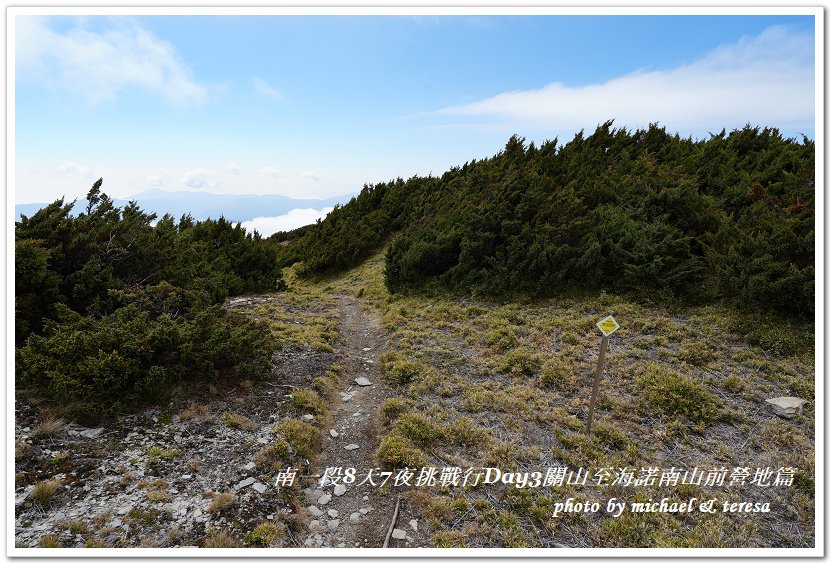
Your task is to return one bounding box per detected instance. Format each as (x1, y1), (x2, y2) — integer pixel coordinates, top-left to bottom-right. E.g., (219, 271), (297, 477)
(297, 296), (412, 548)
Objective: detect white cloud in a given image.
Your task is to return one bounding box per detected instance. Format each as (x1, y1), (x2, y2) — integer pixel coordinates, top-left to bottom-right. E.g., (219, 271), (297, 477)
(252, 76), (283, 101)
(437, 26), (814, 137)
(180, 168), (216, 190)
(261, 166), (284, 180)
(226, 162), (242, 175)
(16, 16), (207, 107)
(241, 207), (334, 237)
(56, 161), (93, 177)
(301, 171), (320, 182)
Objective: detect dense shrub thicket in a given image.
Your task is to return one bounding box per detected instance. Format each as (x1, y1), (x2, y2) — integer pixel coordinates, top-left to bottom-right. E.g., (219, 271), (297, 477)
(16, 180), (284, 419)
(279, 123), (814, 317)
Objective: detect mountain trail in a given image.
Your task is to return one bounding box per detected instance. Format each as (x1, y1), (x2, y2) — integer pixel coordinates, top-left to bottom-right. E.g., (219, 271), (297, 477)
(296, 296), (417, 548)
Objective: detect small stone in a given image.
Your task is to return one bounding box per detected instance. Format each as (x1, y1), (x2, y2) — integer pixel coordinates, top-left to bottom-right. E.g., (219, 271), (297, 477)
(117, 506), (130, 515)
(304, 538), (315, 547)
(327, 509), (339, 518)
(350, 512), (361, 522)
(344, 444), (359, 450)
(354, 377), (372, 386)
(318, 494), (332, 506)
(352, 413), (361, 417)
(252, 482), (268, 494)
(79, 428), (104, 439)
(257, 437), (269, 444)
(181, 474), (192, 480)
(243, 462), (256, 471)
(766, 396), (808, 418)
(362, 348), (372, 351)
(359, 508), (368, 515)
(309, 520), (321, 530)
(362, 495), (369, 501)
(392, 528), (407, 540)
(333, 484), (346, 496)
(308, 505), (324, 517)
(328, 519), (340, 529)
(409, 519), (418, 531)
(235, 477), (256, 490)
(329, 429), (339, 438)
(303, 414), (315, 421)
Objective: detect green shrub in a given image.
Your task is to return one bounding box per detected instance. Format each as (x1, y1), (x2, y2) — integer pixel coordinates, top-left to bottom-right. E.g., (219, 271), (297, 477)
(291, 389), (327, 416)
(15, 182), (283, 420)
(637, 365), (722, 426)
(255, 439), (290, 469)
(485, 321), (519, 352)
(312, 376), (337, 400)
(272, 419), (319, 460)
(445, 416), (491, 447)
(539, 355), (578, 390)
(379, 397), (413, 426)
(17, 302), (274, 420)
(393, 413), (444, 446)
(492, 348), (541, 377)
(244, 522), (284, 547)
(375, 434), (427, 469)
(677, 341), (714, 367)
(381, 352), (425, 385)
(592, 421), (629, 450)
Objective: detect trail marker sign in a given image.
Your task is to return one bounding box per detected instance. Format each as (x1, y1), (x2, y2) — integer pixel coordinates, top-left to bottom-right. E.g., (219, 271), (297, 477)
(586, 315), (620, 435)
(596, 315), (619, 337)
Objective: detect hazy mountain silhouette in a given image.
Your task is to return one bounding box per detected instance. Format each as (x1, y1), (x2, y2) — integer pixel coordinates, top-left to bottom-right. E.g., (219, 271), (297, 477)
(16, 189), (354, 223)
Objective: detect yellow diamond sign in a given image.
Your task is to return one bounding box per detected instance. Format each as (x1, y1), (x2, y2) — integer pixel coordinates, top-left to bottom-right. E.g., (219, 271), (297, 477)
(596, 315), (620, 337)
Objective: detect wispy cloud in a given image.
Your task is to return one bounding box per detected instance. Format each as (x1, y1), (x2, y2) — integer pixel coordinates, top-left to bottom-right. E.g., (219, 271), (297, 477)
(241, 207), (334, 237)
(56, 161), (94, 177)
(436, 25), (813, 136)
(252, 76), (283, 101)
(16, 16), (207, 107)
(301, 171), (320, 182)
(180, 168), (216, 190)
(261, 166), (284, 180)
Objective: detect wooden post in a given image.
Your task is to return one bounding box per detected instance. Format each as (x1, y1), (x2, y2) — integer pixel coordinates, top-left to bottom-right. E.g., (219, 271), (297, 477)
(586, 335), (608, 435)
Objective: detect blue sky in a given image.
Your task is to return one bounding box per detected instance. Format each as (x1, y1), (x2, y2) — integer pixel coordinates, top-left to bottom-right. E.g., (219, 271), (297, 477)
(14, 13), (816, 233)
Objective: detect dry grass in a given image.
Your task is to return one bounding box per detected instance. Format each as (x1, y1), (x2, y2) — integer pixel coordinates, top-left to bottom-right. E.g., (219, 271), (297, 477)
(180, 404), (210, 421)
(146, 489), (171, 503)
(30, 479), (61, 504)
(220, 411), (258, 431)
(315, 248), (816, 549)
(203, 528), (240, 548)
(38, 534), (61, 548)
(33, 417), (65, 437)
(206, 491), (236, 513)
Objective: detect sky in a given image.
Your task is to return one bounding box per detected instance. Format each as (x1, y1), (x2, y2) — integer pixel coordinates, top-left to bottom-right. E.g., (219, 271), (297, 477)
(13, 12), (817, 234)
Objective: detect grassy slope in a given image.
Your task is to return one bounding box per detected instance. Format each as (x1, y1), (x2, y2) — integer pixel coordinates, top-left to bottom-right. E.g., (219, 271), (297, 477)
(305, 249), (815, 549)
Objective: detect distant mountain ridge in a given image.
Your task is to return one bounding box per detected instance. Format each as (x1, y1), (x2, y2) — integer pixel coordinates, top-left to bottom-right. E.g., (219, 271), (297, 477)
(16, 189), (354, 223)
